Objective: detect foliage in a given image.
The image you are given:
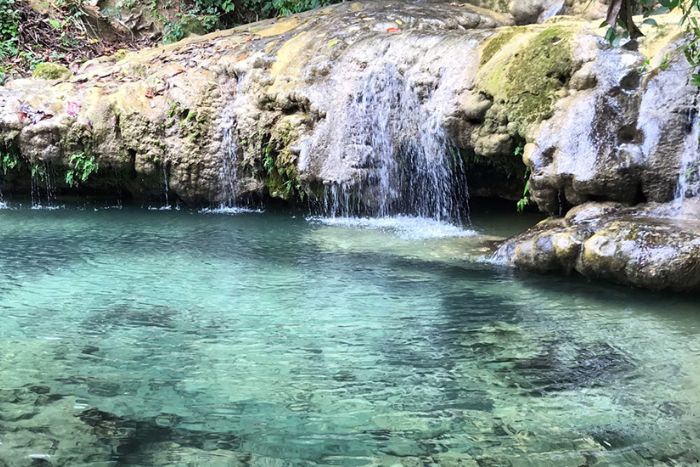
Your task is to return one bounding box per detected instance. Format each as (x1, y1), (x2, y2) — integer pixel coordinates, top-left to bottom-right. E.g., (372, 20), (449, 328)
(0, 0), (19, 43)
(246, 0), (336, 17)
(514, 145), (531, 212)
(2, 0), (120, 81)
(1, 152), (20, 175)
(605, 1), (700, 84)
(31, 163), (46, 181)
(161, 0), (340, 43)
(65, 151), (98, 187)
(516, 180), (531, 213)
(259, 123), (304, 201)
(0, 0), (19, 73)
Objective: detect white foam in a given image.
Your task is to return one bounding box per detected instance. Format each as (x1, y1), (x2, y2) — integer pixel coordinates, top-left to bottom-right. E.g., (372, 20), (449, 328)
(199, 206), (264, 215)
(307, 215), (478, 240)
(30, 205), (64, 211)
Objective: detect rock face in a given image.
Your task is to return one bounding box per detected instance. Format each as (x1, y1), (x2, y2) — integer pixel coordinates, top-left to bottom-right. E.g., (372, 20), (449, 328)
(0, 1), (679, 209)
(496, 202), (700, 292)
(0, 1), (513, 207)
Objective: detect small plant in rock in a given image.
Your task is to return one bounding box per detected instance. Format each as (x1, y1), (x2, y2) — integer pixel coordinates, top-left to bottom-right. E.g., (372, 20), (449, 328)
(1, 152), (20, 174)
(31, 163), (47, 181)
(65, 151), (98, 187)
(517, 168), (531, 213)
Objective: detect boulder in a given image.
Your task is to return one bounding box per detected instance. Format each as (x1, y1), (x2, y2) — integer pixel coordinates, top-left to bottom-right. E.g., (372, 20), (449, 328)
(497, 202), (700, 292)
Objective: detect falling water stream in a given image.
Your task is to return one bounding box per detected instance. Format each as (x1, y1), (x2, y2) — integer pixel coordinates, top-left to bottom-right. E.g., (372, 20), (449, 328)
(219, 104), (239, 208)
(674, 99), (700, 209)
(30, 161), (57, 209)
(307, 62), (469, 223)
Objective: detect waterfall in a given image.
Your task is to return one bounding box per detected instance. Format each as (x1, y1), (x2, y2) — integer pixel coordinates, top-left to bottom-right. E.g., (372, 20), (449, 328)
(219, 103), (239, 208)
(30, 162), (56, 208)
(673, 101), (700, 208)
(311, 63), (468, 223)
(161, 162), (170, 209)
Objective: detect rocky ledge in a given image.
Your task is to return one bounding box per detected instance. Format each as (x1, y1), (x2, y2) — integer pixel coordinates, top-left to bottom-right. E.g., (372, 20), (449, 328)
(497, 202), (700, 293)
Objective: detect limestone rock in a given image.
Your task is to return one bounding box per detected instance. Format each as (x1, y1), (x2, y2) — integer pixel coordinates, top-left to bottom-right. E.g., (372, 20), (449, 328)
(497, 202), (700, 292)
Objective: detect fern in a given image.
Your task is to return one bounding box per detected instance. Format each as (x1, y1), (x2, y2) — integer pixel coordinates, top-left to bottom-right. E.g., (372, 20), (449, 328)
(65, 151), (98, 187)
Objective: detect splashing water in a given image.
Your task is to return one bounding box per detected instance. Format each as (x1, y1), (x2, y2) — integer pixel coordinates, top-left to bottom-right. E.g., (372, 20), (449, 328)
(307, 215), (477, 240)
(199, 206), (263, 215)
(312, 63), (468, 222)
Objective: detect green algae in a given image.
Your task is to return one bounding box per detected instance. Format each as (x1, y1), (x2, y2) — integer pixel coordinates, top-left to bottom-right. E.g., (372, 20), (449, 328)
(479, 27), (574, 136)
(32, 62), (71, 80)
(481, 29), (517, 66)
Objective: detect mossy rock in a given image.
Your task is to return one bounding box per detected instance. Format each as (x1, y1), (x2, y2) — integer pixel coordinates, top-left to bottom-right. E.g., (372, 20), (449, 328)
(262, 120), (305, 201)
(32, 62), (72, 80)
(478, 26), (574, 136)
(481, 29), (517, 65)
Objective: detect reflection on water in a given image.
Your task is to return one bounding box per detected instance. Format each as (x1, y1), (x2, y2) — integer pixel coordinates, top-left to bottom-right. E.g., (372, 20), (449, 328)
(0, 206), (698, 466)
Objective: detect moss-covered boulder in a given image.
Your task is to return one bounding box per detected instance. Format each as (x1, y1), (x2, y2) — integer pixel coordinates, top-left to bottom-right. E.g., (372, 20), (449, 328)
(32, 63), (72, 80)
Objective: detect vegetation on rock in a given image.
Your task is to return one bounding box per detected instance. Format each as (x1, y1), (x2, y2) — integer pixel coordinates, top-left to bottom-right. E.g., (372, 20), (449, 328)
(607, 1), (700, 83)
(65, 151), (98, 187)
(32, 61), (71, 79)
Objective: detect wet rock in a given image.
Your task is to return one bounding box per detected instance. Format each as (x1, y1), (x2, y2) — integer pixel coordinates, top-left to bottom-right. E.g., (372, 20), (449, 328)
(80, 345), (100, 355)
(497, 202), (700, 292)
(81, 304), (177, 333)
(468, 0), (608, 23)
(509, 0), (565, 24)
(0, 388), (113, 466)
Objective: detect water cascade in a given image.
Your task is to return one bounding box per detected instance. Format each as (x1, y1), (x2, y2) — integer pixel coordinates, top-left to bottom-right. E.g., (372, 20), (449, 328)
(161, 162), (170, 209)
(306, 62), (469, 223)
(30, 162), (56, 208)
(673, 99), (700, 209)
(219, 104), (239, 208)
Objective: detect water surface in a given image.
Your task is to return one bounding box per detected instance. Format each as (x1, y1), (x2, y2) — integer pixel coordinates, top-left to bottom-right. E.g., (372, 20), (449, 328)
(0, 206), (698, 466)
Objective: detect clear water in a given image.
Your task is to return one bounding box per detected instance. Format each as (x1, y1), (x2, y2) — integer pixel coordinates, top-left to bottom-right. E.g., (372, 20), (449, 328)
(0, 205), (699, 466)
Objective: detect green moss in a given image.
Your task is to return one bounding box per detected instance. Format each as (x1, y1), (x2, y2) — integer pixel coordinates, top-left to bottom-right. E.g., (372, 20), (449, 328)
(180, 109), (211, 143)
(32, 62), (71, 80)
(112, 49), (128, 61)
(62, 124), (93, 152)
(481, 30), (516, 66)
(262, 121), (303, 201)
(481, 27), (574, 136)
